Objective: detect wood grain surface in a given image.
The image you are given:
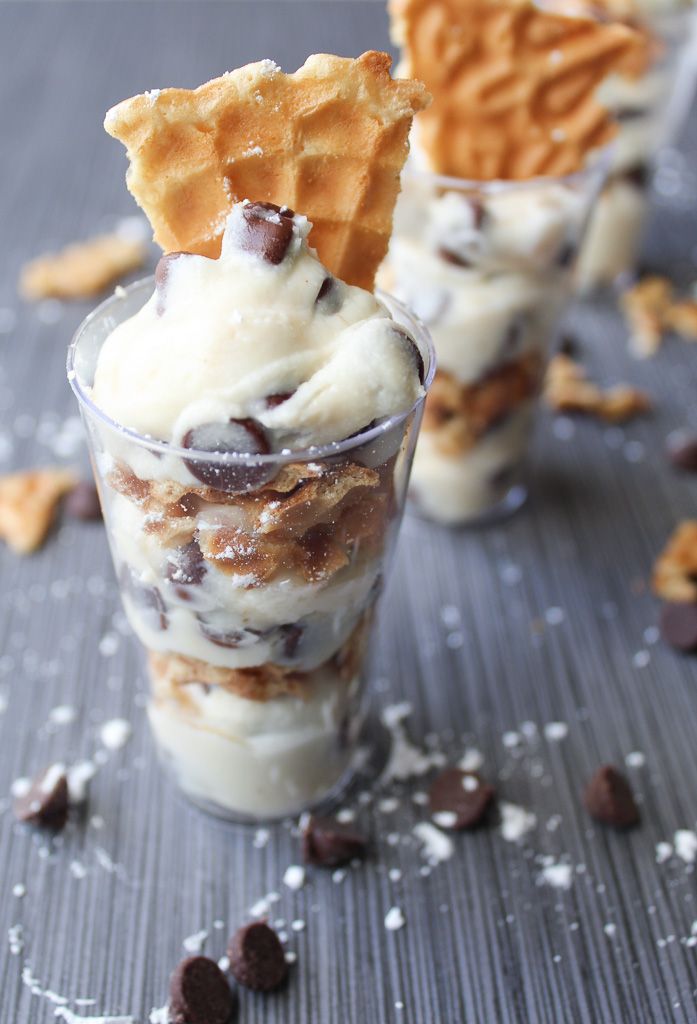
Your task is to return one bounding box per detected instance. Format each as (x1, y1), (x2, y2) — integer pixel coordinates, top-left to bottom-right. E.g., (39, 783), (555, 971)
(1, 3), (697, 1022)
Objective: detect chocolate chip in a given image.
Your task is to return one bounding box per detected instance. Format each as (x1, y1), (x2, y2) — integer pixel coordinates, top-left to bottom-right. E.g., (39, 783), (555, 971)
(315, 275), (342, 314)
(660, 601), (697, 652)
(428, 768), (495, 829)
(302, 814), (368, 867)
(169, 956), (234, 1024)
(583, 765), (639, 828)
(155, 251), (191, 316)
(238, 202), (295, 265)
(14, 765), (69, 831)
(198, 617), (259, 649)
(666, 432), (697, 472)
(624, 164), (649, 190)
(264, 391), (295, 409)
(279, 622), (304, 659)
(393, 327), (425, 385)
(65, 480), (102, 521)
(556, 241), (576, 269)
(438, 246), (472, 269)
(558, 333), (580, 358)
(228, 922), (288, 992)
(182, 419), (271, 492)
(120, 566), (168, 631)
(166, 540), (206, 588)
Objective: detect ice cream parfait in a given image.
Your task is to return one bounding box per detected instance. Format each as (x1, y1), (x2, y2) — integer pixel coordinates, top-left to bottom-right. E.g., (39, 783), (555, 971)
(68, 53), (432, 821)
(381, 0), (649, 526)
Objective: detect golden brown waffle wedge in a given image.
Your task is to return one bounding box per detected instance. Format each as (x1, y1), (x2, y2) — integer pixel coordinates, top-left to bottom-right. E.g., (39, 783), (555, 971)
(104, 52), (429, 291)
(389, 0), (649, 180)
(0, 468), (77, 554)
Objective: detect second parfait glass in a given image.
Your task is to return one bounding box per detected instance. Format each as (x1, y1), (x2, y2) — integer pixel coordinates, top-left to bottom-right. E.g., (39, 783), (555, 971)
(381, 158), (607, 526)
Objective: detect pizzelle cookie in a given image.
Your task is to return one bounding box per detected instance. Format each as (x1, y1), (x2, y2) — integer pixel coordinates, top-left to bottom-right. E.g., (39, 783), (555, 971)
(389, 0), (649, 180)
(104, 51), (429, 291)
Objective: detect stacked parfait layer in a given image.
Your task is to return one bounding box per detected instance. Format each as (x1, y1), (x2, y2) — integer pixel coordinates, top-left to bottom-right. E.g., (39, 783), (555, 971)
(88, 201), (425, 817)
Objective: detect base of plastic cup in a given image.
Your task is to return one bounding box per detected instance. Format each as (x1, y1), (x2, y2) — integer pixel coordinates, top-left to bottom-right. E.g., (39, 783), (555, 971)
(154, 711), (392, 826)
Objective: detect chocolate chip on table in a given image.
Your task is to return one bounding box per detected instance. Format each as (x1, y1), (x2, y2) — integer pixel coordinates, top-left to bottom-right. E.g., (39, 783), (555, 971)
(583, 765), (639, 828)
(666, 431), (697, 472)
(155, 251), (192, 315)
(65, 480), (102, 521)
(302, 814), (368, 867)
(182, 418), (271, 492)
(428, 768), (496, 830)
(228, 922), (288, 992)
(169, 956), (234, 1024)
(660, 601), (697, 652)
(238, 201), (295, 265)
(14, 765), (69, 831)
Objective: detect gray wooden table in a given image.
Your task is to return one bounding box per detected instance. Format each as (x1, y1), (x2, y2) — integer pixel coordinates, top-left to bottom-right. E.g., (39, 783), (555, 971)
(2, 3), (697, 1022)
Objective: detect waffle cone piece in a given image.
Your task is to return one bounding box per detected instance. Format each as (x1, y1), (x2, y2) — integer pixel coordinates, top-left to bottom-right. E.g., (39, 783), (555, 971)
(104, 51), (429, 291)
(389, 0), (649, 180)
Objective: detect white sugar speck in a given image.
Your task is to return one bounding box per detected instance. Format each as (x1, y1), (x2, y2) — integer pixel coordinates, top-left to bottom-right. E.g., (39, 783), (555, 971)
(543, 721), (568, 742)
(8, 924), (23, 955)
(625, 751), (646, 768)
(291, 919), (305, 933)
(283, 865), (305, 891)
(253, 828), (270, 849)
(604, 923), (617, 938)
(675, 830), (697, 864)
(538, 862), (573, 890)
(388, 868), (402, 882)
(385, 907), (405, 932)
(633, 650), (650, 669)
(336, 808), (355, 823)
(500, 802), (536, 843)
(433, 810), (458, 828)
(458, 748), (484, 772)
(98, 633), (120, 658)
(12, 883), (25, 898)
(48, 704), (76, 726)
(99, 718), (132, 751)
(656, 842), (673, 864)
(502, 731), (521, 749)
(545, 607), (565, 626)
(182, 929), (208, 953)
(413, 822), (454, 864)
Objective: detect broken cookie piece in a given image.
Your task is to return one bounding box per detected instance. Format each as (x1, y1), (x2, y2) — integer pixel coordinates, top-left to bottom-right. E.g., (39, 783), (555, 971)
(0, 467), (77, 553)
(653, 520), (697, 603)
(20, 233), (146, 301)
(544, 353), (650, 423)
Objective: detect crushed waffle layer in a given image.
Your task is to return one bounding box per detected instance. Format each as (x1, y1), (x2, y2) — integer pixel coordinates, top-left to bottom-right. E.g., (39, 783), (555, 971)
(544, 352), (650, 422)
(104, 51), (429, 291)
(653, 521), (697, 603)
(389, 0), (648, 180)
(422, 354), (543, 455)
(622, 276), (697, 357)
(0, 468), (77, 554)
(20, 234), (146, 301)
(148, 615), (370, 703)
(108, 458), (392, 586)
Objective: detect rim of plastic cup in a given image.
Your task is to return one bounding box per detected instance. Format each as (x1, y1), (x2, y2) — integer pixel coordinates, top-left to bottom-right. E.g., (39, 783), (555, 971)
(67, 276), (436, 467)
(403, 141), (614, 195)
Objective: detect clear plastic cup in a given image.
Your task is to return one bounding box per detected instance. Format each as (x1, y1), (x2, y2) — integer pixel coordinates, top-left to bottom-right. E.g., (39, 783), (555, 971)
(68, 278), (434, 821)
(380, 158), (607, 526)
(577, 7), (697, 291)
